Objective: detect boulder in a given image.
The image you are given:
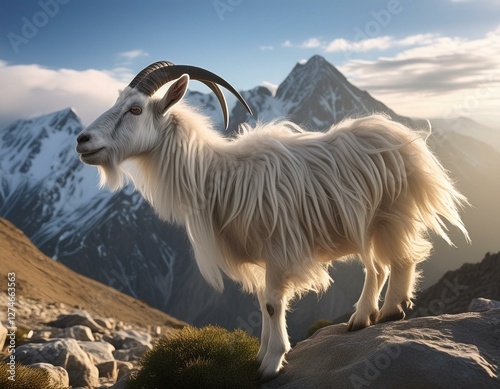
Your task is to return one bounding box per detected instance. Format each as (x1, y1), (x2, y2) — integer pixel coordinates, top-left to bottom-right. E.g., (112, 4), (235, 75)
(111, 370), (139, 389)
(116, 360), (134, 381)
(263, 309), (500, 389)
(65, 324), (95, 341)
(104, 328), (152, 349)
(96, 359), (118, 380)
(78, 340), (116, 364)
(15, 338), (99, 387)
(468, 297), (500, 312)
(31, 325), (95, 342)
(95, 317), (116, 331)
(28, 363), (69, 387)
(113, 344), (152, 362)
(47, 310), (104, 332)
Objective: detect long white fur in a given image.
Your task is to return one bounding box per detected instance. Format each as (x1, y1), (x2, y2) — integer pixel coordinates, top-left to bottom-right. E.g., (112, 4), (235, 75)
(83, 81), (470, 379)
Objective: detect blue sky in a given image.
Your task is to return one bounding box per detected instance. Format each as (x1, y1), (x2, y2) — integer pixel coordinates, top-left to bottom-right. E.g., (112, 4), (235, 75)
(0, 0), (499, 128)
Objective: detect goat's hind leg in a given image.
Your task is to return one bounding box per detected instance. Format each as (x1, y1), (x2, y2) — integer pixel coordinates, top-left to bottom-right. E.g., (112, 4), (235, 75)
(377, 228), (431, 323)
(378, 262), (416, 323)
(348, 252), (382, 331)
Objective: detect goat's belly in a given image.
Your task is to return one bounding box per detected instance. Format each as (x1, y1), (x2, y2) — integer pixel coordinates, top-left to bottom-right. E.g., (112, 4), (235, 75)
(216, 229), (264, 265)
(314, 242), (357, 263)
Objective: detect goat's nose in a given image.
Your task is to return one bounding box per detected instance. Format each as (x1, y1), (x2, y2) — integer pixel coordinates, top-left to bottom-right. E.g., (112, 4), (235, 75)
(77, 133), (91, 144)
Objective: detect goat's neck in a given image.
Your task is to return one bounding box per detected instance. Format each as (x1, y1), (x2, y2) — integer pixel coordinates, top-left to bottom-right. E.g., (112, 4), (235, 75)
(134, 109), (223, 224)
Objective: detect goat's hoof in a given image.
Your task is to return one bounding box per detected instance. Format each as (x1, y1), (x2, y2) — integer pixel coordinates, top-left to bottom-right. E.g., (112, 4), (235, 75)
(402, 299), (414, 311)
(258, 364), (281, 382)
(258, 351), (286, 381)
(347, 311), (378, 332)
(378, 305), (406, 323)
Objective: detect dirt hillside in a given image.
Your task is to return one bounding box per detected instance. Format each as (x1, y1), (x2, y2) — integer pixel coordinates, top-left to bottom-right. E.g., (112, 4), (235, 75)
(0, 217), (185, 330)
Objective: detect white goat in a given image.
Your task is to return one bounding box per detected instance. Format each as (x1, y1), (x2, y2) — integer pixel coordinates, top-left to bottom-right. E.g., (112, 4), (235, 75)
(76, 61), (469, 379)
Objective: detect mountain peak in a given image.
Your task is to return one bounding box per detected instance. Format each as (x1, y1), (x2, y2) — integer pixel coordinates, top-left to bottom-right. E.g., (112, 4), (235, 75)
(304, 54), (330, 67)
(293, 55), (345, 80)
(45, 107), (80, 132)
(273, 55), (396, 128)
(275, 55), (353, 106)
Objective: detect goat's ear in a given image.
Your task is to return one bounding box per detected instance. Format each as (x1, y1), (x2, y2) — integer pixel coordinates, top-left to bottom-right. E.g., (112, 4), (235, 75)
(159, 74), (189, 115)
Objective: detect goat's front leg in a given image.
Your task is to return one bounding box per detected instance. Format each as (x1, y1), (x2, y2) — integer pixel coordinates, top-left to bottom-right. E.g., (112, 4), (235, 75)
(258, 278), (291, 380)
(256, 289), (270, 364)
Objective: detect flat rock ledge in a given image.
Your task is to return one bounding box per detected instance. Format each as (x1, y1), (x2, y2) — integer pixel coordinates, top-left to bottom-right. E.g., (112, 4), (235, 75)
(263, 308), (500, 389)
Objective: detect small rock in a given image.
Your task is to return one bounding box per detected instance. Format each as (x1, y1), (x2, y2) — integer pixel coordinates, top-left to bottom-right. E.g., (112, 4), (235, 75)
(116, 361), (134, 381)
(93, 332), (104, 341)
(79, 340), (115, 364)
(32, 325), (95, 342)
(65, 325), (95, 342)
(113, 344), (152, 362)
(468, 297), (500, 312)
(31, 327), (56, 341)
(96, 359), (118, 380)
(104, 329), (152, 349)
(15, 338), (99, 387)
(111, 369), (138, 389)
(95, 317), (115, 331)
(28, 362), (70, 387)
(47, 310), (104, 332)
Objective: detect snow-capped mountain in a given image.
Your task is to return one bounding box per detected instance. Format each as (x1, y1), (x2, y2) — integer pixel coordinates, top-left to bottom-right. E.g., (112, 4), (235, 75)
(229, 55), (424, 132)
(1, 55), (499, 341)
(0, 108), (103, 242)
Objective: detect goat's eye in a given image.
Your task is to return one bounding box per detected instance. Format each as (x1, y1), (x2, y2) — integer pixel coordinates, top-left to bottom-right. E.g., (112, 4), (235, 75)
(129, 106), (142, 115)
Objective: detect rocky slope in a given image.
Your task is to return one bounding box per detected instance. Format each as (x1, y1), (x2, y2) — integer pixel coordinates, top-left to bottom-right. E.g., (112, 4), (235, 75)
(0, 217), (188, 388)
(0, 217), (185, 332)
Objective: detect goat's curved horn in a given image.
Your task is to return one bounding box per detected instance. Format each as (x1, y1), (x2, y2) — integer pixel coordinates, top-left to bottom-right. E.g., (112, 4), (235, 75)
(129, 61), (252, 129)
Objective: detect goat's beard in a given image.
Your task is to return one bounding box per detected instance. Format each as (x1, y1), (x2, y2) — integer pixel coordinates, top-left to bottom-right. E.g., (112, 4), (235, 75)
(98, 163), (128, 191)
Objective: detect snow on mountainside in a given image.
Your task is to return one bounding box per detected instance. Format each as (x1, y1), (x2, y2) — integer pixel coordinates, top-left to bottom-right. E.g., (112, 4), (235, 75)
(0, 108), (105, 243)
(229, 55), (423, 133)
(1, 55), (499, 341)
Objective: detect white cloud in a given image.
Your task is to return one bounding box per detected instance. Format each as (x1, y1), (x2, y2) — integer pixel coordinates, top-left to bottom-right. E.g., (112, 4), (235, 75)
(339, 26), (500, 125)
(117, 49), (149, 61)
(300, 38), (322, 49)
(0, 62), (130, 128)
(324, 36), (393, 52)
(282, 33), (439, 54)
(259, 45), (274, 51)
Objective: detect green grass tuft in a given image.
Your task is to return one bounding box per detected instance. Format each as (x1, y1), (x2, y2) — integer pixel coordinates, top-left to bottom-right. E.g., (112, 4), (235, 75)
(306, 319), (333, 338)
(0, 363), (67, 389)
(126, 325), (261, 389)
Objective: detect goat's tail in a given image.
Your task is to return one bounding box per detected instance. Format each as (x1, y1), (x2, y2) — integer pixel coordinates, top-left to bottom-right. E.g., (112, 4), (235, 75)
(401, 121), (470, 246)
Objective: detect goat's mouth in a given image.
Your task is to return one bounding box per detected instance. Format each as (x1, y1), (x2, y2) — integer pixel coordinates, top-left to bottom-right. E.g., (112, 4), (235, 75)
(79, 147), (105, 164)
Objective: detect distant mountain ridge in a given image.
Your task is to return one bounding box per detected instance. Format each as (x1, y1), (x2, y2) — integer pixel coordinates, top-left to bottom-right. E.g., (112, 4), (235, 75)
(1, 55), (499, 341)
